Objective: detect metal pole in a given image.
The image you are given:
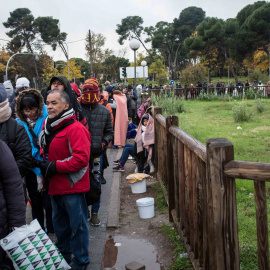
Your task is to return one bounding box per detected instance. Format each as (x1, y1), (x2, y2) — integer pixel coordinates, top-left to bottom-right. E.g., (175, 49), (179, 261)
(65, 42), (69, 81)
(143, 66), (145, 88)
(6, 52), (37, 80)
(133, 51), (136, 89)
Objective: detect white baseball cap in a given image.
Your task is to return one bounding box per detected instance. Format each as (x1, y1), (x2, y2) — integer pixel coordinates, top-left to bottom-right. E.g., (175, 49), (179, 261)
(16, 77), (30, 88)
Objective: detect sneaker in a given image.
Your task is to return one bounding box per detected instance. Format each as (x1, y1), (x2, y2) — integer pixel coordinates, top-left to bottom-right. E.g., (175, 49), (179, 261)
(90, 212), (100, 227)
(101, 177), (107, 184)
(113, 159), (120, 165)
(113, 164), (125, 172)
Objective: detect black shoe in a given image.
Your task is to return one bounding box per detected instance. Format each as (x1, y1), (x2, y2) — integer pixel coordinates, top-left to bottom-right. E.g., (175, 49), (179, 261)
(101, 177), (106, 184)
(113, 159), (120, 165)
(113, 164), (125, 172)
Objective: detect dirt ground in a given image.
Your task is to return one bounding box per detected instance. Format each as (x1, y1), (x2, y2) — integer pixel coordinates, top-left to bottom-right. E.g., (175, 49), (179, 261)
(107, 158), (175, 269)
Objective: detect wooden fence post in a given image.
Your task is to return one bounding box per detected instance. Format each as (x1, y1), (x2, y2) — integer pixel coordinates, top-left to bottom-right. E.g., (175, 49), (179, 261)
(166, 115), (179, 222)
(206, 138), (240, 270)
(152, 107), (162, 174)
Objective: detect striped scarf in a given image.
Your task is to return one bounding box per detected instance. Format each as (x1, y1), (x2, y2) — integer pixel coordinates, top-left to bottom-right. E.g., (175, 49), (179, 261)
(38, 108), (74, 148)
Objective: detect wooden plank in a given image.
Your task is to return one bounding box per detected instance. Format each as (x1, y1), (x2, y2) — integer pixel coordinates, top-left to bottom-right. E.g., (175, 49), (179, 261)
(170, 126), (206, 163)
(224, 160), (270, 181)
(184, 145), (191, 243)
(166, 116), (179, 222)
(206, 138), (240, 270)
(179, 140), (185, 231)
(173, 136), (180, 222)
(198, 159), (205, 267)
(254, 180), (270, 270)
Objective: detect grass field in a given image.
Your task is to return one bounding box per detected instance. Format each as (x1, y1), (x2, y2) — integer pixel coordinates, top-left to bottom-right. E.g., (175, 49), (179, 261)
(156, 97), (270, 269)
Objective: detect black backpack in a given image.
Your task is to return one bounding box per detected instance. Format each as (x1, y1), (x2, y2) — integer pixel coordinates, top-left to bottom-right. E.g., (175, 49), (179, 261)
(6, 118), (16, 150)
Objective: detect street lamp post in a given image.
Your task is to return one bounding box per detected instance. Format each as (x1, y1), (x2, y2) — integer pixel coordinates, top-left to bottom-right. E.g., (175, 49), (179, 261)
(84, 71), (86, 82)
(129, 39), (140, 90)
(141, 60), (147, 89)
(59, 41), (69, 81)
(6, 52), (38, 81)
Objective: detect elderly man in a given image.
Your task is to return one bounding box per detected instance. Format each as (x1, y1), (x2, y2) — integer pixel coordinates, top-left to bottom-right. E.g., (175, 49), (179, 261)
(37, 90), (91, 270)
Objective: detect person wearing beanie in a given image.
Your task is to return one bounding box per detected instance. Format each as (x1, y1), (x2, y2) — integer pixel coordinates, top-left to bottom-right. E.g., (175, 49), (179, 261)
(0, 83), (32, 178)
(3, 80), (16, 118)
(79, 78), (113, 226)
(15, 89), (55, 236)
(42, 75), (88, 127)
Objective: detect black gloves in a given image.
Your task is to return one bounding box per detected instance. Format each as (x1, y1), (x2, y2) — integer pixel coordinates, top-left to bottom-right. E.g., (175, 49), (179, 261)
(34, 160), (58, 179)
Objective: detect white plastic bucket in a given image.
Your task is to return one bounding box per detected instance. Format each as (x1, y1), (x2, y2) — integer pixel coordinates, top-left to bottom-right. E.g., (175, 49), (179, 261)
(136, 197), (155, 219)
(130, 179), (146, 194)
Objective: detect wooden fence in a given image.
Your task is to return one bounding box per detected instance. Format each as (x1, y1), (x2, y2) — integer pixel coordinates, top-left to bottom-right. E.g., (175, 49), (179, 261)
(152, 106), (270, 270)
(147, 85), (270, 100)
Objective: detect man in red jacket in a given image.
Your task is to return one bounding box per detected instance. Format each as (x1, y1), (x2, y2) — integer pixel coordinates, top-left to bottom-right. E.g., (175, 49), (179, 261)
(37, 90), (91, 270)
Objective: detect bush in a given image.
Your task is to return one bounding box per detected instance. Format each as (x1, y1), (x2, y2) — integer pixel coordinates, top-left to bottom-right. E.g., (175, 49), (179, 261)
(181, 64), (207, 86)
(254, 99), (266, 113)
(232, 102), (253, 122)
(151, 91), (185, 115)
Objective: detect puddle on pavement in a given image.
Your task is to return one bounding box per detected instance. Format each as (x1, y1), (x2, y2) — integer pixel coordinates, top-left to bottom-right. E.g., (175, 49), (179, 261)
(103, 235), (162, 269)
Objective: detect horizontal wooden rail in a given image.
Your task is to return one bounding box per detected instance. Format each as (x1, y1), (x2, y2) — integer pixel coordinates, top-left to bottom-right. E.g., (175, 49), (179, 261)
(169, 126), (207, 163)
(156, 114), (166, 128)
(224, 160), (270, 181)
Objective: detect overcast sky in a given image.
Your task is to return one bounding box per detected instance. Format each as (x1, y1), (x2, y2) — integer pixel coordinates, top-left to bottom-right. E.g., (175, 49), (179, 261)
(0, 0), (262, 62)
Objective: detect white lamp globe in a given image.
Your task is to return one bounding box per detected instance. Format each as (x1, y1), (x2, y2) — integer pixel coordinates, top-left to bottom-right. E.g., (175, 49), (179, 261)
(129, 39), (140, 51)
(141, 60), (147, 67)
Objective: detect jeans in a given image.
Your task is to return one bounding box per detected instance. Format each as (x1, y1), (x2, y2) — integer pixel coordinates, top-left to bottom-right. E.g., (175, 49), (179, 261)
(90, 156), (102, 213)
(25, 170), (54, 233)
(51, 193), (89, 270)
(120, 144), (134, 167)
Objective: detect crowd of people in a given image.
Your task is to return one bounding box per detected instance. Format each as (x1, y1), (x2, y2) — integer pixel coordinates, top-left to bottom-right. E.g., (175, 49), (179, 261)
(0, 76), (155, 270)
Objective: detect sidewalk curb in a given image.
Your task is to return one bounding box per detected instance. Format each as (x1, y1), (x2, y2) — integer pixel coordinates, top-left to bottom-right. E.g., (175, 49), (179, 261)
(107, 149), (122, 228)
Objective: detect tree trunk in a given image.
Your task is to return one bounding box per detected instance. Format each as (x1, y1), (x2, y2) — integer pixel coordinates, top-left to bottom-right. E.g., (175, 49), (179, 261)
(224, 52), (238, 83)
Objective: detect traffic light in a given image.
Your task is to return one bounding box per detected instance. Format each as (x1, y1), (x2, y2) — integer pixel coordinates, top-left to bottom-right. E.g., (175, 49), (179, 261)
(122, 67), (126, 77)
(53, 62), (57, 68)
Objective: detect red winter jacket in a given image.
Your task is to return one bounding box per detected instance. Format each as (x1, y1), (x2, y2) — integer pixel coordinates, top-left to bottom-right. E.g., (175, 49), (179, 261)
(47, 116), (91, 195)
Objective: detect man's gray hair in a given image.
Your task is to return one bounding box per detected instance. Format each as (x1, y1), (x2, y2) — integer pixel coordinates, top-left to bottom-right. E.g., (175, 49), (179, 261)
(47, 90), (70, 104)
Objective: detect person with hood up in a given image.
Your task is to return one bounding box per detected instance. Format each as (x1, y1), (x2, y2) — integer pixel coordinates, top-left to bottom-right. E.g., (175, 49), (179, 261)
(15, 88), (54, 235)
(78, 78), (113, 225)
(0, 84), (32, 178)
(42, 75), (87, 127)
(0, 139), (26, 270)
(127, 85), (137, 124)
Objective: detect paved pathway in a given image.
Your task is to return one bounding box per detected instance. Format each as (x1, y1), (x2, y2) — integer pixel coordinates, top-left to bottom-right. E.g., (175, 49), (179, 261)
(87, 147), (122, 270)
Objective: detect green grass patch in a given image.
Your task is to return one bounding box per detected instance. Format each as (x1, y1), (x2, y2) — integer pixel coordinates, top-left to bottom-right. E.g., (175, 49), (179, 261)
(153, 97), (270, 269)
(161, 225), (193, 270)
(153, 182), (168, 214)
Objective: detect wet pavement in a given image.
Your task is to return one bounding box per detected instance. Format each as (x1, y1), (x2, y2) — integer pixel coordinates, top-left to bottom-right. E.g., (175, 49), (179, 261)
(103, 235), (161, 270)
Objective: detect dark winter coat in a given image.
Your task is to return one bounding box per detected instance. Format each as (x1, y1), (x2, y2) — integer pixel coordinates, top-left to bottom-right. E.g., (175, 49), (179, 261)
(0, 119), (32, 177)
(125, 93), (133, 118)
(81, 103), (113, 158)
(0, 139), (26, 262)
